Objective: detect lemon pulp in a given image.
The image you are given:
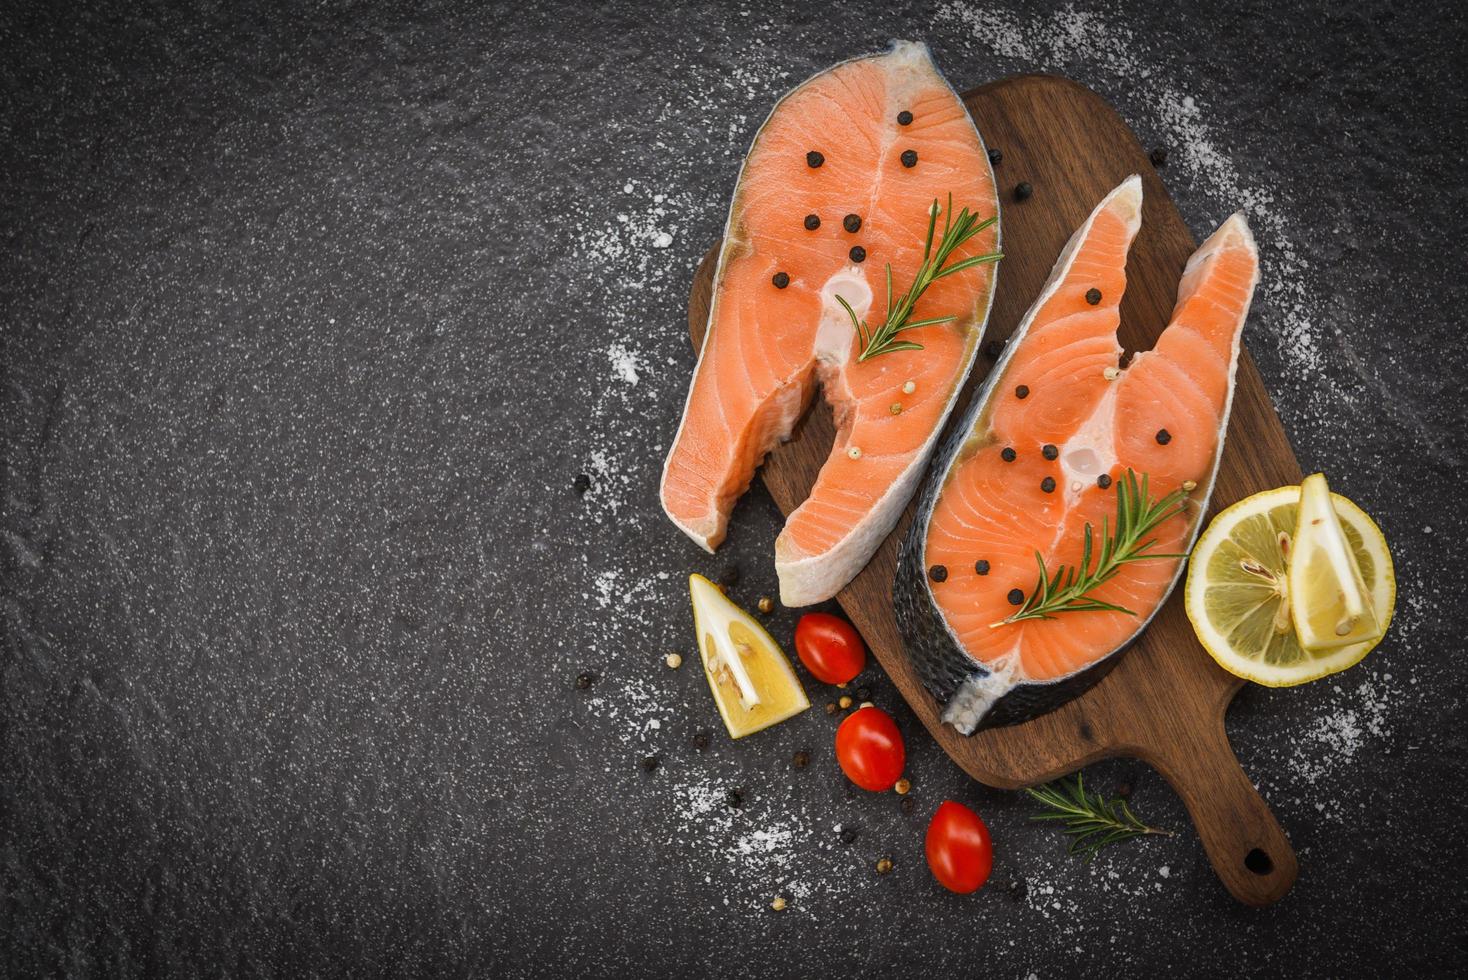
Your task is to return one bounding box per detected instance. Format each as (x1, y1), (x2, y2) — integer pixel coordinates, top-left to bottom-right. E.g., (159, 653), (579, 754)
(1289, 473), (1382, 650)
(688, 574), (809, 738)
(1185, 486), (1394, 687)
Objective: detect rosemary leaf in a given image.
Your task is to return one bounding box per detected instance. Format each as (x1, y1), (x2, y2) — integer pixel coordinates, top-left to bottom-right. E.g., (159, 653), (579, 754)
(993, 469), (1192, 626)
(1025, 773), (1171, 862)
(836, 195), (1002, 362)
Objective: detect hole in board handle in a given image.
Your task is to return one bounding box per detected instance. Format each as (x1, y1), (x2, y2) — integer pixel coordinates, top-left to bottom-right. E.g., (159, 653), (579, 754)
(1244, 848), (1274, 875)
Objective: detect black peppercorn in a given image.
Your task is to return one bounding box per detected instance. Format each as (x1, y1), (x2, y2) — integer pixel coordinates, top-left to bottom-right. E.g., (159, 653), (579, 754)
(974, 559), (990, 575)
(929, 564), (948, 583)
(983, 339), (1005, 359)
(899, 796), (915, 814)
(840, 826), (859, 845)
(576, 671), (595, 689)
(1014, 181), (1033, 201)
(1040, 476), (1056, 493)
(897, 110), (913, 125)
(642, 755), (660, 772)
(725, 788), (745, 809)
(693, 730), (710, 751)
(803, 213), (820, 230)
(772, 272), (790, 289)
(1097, 473), (1113, 490)
(900, 149), (918, 168)
(806, 150), (824, 168)
(1015, 385), (1030, 399)
(718, 565), (740, 587)
(1041, 443), (1058, 461)
(843, 213), (862, 233)
(1001, 446), (1017, 462)
(1150, 146), (1168, 167)
(573, 473), (591, 495)
(1156, 429), (1172, 445)
(849, 245), (866, 263)
(988, 147), (1002, 165)
(1007, 588), (1025, 606)
(1085, 287), (1102, 305)
(854, 686), (871, 701)
(792, 750), (810, 768)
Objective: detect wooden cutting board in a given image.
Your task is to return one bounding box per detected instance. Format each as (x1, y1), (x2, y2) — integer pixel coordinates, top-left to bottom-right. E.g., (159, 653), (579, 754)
(686, 74), (1300, 907)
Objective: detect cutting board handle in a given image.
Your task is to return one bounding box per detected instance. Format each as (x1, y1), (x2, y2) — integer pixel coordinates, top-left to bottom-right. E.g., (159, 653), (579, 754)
(1148, 718), (1298, 907)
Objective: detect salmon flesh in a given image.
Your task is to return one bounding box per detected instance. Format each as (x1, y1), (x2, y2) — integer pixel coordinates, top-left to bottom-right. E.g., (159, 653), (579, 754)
(895, 176), (1260, 733)
(661, 41), (1000, 606)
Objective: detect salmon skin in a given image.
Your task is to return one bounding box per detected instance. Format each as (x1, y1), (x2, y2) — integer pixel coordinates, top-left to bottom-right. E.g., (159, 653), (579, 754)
(661, 41), (1000, 607)
(895, 177), (1260, 734)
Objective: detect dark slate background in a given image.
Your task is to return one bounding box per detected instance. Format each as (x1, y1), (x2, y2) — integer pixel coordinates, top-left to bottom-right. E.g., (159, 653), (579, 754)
(3, 1), (1465, 976)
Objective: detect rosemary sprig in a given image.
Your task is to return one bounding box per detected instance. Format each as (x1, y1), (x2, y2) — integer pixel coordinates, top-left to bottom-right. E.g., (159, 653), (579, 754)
(836, 194), (1001, 362)
(1026, 774), (1172, 862)
(993, 469), (1191, 627)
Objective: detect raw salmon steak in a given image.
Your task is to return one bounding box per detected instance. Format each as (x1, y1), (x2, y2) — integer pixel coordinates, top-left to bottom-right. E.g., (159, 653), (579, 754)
(895, 176), (1260, 733)
(661, 41), (1000, 606)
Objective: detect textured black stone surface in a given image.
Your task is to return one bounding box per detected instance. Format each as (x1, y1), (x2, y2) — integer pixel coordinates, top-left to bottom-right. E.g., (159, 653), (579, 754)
(3, 1), (1466, 976)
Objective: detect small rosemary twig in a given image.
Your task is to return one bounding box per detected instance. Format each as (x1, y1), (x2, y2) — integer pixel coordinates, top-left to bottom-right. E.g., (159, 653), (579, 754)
(993, 469), (1191, 627)
(837, 194), (1001, 362)
(1026, 773), (1172, 862)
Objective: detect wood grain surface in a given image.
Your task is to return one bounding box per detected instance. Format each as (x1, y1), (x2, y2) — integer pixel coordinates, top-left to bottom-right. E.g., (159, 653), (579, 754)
(687, 74), (1300, 907)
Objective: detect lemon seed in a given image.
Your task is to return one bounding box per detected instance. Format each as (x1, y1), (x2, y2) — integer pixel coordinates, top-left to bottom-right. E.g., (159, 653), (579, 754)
(665, 652), (683, 669)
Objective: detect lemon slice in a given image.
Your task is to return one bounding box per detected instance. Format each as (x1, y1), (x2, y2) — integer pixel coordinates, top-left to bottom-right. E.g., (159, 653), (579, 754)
(1185, 485), (1394, 686)
(1289, 473), (1382, 650)
(688, 574), (809, 738)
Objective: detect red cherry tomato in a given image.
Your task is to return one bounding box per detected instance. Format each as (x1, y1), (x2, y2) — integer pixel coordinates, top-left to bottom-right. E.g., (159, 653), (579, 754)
(794, 613), (867, 685)
(834, 706), (905, 791)
(925, 801), (993, 894)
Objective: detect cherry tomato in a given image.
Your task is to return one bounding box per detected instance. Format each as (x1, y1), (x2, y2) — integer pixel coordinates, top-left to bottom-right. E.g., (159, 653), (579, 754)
(925, 801), (993, 894)
(794, 613), (866, 684)
(834, 706), (905, 791)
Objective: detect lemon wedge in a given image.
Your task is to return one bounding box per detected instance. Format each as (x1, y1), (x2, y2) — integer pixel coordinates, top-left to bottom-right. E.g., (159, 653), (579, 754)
(688, 574), (809, 738)
(1185, 484), (1394, 687)
(1289, 473), (1382, 650)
